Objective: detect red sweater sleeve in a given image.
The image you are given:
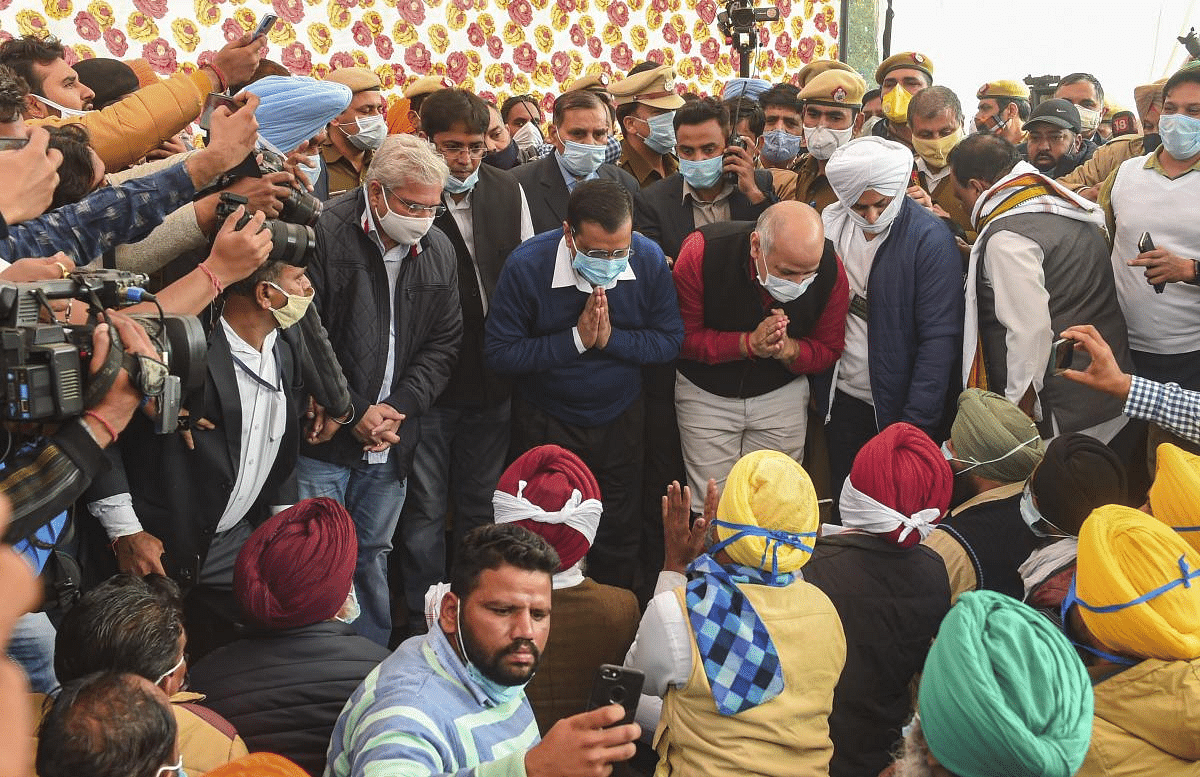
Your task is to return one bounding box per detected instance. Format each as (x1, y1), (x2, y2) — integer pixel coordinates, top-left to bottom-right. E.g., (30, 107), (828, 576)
(786, 255), (849, 374)
(674, 230), (747, 364)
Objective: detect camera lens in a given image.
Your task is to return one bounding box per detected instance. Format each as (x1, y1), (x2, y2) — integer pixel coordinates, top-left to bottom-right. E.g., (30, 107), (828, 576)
(609, 686), (626, 703)
(264, 221), (316, 267)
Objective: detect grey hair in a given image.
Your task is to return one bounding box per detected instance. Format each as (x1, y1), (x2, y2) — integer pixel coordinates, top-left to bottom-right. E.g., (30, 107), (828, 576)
(908, 85), (963, 126)
(364, 133), (449, 190)
(891, 717), (938, 777)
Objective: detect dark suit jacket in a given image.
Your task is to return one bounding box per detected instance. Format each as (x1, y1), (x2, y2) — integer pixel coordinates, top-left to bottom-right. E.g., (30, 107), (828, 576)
(633, 169), (778, 260)
(86, 322), (305, 587)
(510, 154), (641, 234)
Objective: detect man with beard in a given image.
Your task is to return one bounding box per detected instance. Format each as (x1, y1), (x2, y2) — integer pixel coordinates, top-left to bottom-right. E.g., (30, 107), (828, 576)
(326, 524), (640, 777)
(1019, 99), (1096, 178)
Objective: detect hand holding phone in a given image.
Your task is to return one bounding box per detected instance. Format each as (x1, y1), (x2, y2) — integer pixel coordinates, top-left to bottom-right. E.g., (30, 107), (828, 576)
(252, 13), (278, 40)
(1139, 232), (1166, 294)
(586, 664), (643, 727)
(199, 93), (239, 131)
(1049, 337), (1074, 376)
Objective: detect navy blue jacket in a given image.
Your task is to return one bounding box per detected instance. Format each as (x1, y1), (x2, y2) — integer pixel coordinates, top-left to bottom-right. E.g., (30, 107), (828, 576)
(817, 198), (963, 436)
(483, 230), (684, 427)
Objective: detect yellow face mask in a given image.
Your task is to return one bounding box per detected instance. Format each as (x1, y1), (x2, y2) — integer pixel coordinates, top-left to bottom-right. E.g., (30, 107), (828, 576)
(912, 127), (965, 169)
(882, 86), (913, 124)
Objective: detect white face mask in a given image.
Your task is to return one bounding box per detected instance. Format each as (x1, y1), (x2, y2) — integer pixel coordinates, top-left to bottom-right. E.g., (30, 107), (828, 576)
(848, 191), (905, 235)
(512, 121), (544, 152)
(334, 586), (360, 624)
(375, 185), (434, 246)
(35, 93), (90, 118)
(803, 124), (854, 161)
(1075, 105), (1102, 134)
(345, 114), (387, 151)
(755, 249), (816, 303)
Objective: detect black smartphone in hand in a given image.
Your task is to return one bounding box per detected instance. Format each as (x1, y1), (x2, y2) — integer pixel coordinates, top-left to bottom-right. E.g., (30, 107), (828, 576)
(1140, 232), (1165, 294)
(586, 664), (644, 726)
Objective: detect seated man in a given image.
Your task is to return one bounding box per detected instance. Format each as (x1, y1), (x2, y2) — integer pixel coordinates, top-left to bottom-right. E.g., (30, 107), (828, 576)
(804, 423), (952, 777)
(673, 201), (847, 510)
(50, 574), (249, 772)
(326, 524), (639, 776)
(189, 498), (390, 777)
(891, 590), (1093, 777)
(925, 389), (1046, 602)
(628, 451), (847, 776)
(484, 179), (683, 589)
(37, 672), (179, 777)
(491, 445), (640, 733)
(1068, 507), (1200, 776)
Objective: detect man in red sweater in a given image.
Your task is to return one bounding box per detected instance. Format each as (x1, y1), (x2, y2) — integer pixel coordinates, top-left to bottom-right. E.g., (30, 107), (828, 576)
(673, 201), (848, 509)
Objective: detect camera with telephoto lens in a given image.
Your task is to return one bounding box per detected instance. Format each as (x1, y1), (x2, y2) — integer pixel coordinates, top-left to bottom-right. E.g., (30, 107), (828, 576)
(215, 192), (316, 267)
(0, 269), (207, 434)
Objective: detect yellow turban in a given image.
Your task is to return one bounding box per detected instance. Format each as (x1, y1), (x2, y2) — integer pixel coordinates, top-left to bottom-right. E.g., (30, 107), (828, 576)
(714, 450), (818, 574)
(1076, 505), (1200, 661)
(1149, 443), (1200, 552)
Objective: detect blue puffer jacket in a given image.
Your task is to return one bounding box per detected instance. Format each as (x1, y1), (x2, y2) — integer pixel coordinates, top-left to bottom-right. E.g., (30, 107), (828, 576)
(816, 197), (963, 436)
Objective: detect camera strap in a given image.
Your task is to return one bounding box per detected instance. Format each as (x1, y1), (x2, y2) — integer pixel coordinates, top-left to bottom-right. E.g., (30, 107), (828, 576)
(83, 322), (170, 409)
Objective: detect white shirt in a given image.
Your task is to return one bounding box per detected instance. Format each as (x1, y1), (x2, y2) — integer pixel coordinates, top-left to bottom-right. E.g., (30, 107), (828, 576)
(549, 235), (637, 352)
(88, 318), (288, 539)
(834, 221), (889, 404)
(443, 186), (536, 315)
(979, 230), (1053, 408)
(217, 318), (287, 533)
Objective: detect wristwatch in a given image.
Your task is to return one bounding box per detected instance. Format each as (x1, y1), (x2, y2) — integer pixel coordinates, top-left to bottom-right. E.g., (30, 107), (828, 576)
(1189, 259), (1200, 286)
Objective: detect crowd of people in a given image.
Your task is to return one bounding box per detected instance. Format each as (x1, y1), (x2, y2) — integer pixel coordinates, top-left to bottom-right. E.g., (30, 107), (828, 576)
(0, 20), (1198, 777)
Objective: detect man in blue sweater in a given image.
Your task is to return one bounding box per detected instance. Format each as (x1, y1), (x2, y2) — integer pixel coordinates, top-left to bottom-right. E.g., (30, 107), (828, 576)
(484, 179), (684, 589)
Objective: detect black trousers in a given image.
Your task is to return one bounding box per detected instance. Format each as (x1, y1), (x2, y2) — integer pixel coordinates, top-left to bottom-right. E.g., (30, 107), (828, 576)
(511, 395), (644, 590)
(825, 390), (879, 523)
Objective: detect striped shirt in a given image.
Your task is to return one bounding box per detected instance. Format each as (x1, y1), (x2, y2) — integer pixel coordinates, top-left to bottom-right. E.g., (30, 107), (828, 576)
(325, 626), (539, 777)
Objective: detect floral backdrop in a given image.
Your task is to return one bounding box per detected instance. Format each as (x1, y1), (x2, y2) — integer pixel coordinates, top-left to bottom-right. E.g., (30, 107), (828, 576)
(0, 0), (840, 110)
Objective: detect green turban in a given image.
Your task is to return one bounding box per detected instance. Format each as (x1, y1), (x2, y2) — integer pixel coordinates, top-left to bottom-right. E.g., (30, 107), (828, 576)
(949, 389), (1045, 482)
(918, 590), (1093, 777)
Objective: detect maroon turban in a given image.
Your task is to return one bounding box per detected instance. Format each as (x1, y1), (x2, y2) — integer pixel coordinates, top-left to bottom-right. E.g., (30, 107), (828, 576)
(234, 497), (357, 629)
(840, 422), (953, 547)
(493, 445), (603, 572)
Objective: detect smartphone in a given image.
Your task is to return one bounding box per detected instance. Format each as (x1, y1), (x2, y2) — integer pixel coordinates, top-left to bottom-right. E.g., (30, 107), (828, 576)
(586, 664), (643, 727)
(1049, 337), (1074, 376)
(252, 13), (278, 40)
(0, 137), (29, 151)
(1139, 232), (1165, 294)
(199, 92), (239, 131)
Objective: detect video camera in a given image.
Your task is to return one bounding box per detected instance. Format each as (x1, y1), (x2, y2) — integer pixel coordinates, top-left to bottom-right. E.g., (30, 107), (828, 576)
(199, 147), (320, 267)
(717, 0), (780, 78)
(1181, 27), (1199, 59)
(0, 269), (207, 434)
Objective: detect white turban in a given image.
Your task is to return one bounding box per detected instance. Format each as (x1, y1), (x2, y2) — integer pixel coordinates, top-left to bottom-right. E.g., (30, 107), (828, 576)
(825, 136), (914, 207)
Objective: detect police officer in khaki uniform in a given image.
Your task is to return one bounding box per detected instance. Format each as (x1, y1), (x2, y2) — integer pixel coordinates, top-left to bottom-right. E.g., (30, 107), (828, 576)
(318, 67), (386, 200)
(797, 59), (867, 136)
(907, 85), (976, 247)
(871, 51), (935, 150)
(610, 64), (685, 188)
(973, 80), (1030, 147)
(792, 69), (866, 213)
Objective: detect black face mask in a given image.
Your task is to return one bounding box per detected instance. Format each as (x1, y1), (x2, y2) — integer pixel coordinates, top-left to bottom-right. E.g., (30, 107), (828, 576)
(482, 138), (520, 170)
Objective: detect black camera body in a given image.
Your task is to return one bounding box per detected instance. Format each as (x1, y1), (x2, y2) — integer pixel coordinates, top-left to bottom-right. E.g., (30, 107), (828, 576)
(215, 193), (316, 268)
(0, 270), (207, 432)
(716, 0), (780, 78)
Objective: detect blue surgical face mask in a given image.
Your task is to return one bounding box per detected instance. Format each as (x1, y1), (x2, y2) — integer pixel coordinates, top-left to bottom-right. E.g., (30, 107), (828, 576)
(455, 601), (529, 706)
(760, 129), (803, 164)
(559, 139), (607, 177)
(679, 154), (725, 190)
(1158, 112), (1200, 161)
(444, 165), (480, 195)
(1020, 481), (1071, 538)
(638, 111), (677, 154)
(572, 250), (628, 288)
(297, 152), (322, 185)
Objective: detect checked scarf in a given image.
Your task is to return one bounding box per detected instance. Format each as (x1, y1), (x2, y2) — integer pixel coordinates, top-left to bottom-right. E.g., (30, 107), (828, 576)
(685, 552), (796, 716)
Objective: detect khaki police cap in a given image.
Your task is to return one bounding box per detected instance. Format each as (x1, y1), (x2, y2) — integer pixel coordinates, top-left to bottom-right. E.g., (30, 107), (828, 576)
(976, 80), (1029, 100)
(324, 66), (382, 93)
(567, 72), (611, 92)
(874, 51), (934, 86)
(799, 69), (866, 108)
(403, 75), (451, 98)
(609, 65), (686, 109)
(797, 59), (856, 89)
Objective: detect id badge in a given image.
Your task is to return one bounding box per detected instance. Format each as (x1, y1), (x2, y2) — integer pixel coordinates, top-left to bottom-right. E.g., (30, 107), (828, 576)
(849, 292), (869, 321)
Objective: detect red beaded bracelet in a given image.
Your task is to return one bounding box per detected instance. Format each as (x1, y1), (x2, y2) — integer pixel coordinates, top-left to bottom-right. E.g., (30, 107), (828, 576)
(84, 410), (118, 444)
(197, 262), (223, 296)
(206, 62), (228, 93)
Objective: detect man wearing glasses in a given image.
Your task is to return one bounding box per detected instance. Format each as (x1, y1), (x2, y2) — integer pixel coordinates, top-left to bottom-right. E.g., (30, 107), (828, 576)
(392, 88), (534, 637)
(484, 179), (684, 590)
(298, 134), (463, 647)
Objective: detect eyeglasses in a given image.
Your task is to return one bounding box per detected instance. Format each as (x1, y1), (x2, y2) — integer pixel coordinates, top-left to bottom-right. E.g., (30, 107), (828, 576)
(576, 246), (634, 261)
(154, 756), (183, 777)
(434, 142), (488, 160)
(383, 185), (446, 217)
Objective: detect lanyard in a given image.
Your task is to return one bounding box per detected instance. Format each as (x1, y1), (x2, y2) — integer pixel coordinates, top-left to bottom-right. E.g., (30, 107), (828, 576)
(230, 351), (282, 393)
